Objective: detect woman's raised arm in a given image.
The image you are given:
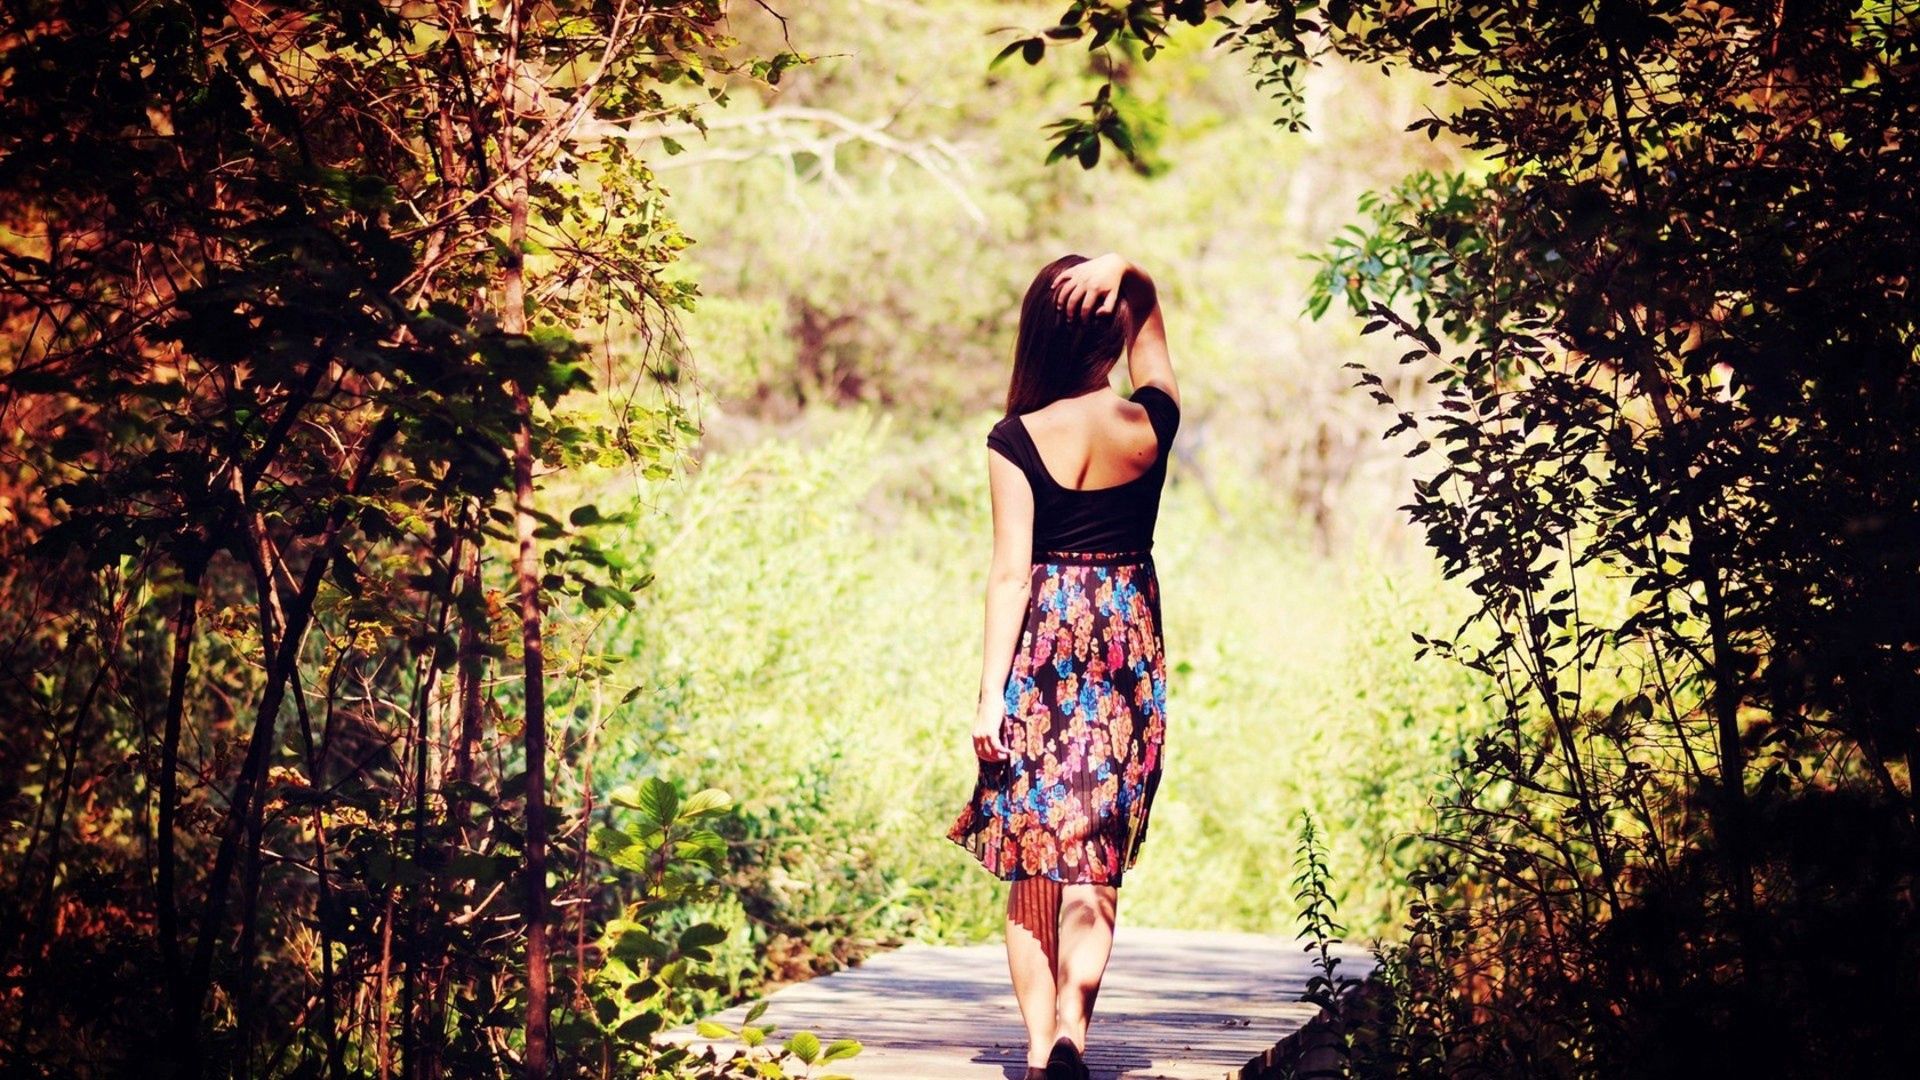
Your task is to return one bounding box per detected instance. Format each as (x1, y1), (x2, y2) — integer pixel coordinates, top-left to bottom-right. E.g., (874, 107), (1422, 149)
(1049, 252), (1177, 406)
(1116, 259), (1177, 407)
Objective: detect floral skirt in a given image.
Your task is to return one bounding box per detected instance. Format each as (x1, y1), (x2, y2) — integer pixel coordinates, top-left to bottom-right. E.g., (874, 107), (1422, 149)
(946, 548), (1168, 887)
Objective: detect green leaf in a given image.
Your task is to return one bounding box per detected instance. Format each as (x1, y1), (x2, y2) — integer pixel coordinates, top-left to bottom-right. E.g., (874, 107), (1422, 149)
(675, 828), (727, 867)
(695, 1020), (732, 1039)
(614, 1011), (663, 1040)
(613, 927), (670, 963)
(679, 923), (729, 950)
(607, 844), (652, 874)
(582, 583), (635, 610)
(677, 787), (732, 819)
(821, 1038), (863, 1061)
(588, 825), (634, 857)
(633, 776), (678, 825)
(785, 1031), (821, 1064)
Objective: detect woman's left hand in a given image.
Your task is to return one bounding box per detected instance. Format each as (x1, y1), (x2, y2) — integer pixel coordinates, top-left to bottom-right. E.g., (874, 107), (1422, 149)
(1051, 252), (1128, 320)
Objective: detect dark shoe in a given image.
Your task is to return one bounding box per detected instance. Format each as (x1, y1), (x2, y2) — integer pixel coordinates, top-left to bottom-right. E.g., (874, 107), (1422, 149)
(1023, 1070), (1049, 1080)
(1045, 1036), (1090, 1080)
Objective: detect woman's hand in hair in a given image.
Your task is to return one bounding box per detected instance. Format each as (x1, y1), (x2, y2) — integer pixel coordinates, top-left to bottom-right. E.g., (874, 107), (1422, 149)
(1051, 252), (1132, 321)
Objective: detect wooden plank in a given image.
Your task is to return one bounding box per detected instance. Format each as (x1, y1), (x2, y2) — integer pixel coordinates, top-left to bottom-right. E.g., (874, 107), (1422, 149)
(669, 926), (1372, 1080)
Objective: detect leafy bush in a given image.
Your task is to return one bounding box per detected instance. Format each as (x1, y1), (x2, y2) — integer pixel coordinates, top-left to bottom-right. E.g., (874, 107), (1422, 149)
(571, 779), (865, 1078)
(570, 407), (1496, 966)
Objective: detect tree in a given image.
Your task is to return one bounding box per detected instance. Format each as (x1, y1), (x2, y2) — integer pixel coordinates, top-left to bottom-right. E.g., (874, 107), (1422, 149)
(0, 1), (800, 1075)
(1015, 1), (1920, 1074)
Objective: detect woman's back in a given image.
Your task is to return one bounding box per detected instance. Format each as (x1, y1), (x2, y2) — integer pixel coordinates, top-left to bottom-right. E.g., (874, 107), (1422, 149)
(1017, 390), (1164, 491)
(986, 384), (1181, 559)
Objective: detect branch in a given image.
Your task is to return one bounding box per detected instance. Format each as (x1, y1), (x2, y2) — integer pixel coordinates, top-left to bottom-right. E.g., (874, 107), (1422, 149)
(585, 105), (989, 226)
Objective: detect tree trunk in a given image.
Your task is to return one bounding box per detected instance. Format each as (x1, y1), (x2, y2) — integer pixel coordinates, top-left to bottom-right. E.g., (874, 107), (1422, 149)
(512, 394), (552, 1080)
(157, 552), (207, 1036)
(454, 542), (485, 798)
(497, 4), (551, 1062)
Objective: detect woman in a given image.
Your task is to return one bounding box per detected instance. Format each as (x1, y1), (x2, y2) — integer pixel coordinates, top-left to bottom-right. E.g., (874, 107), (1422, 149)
(946, 251), (1180, 1080)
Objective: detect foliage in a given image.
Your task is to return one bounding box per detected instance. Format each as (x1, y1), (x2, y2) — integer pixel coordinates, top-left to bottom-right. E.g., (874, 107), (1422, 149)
(691, 1006), (863, 1080)
(1291, 810), (1349, 1018)
(573, 781), (865, 1078)
(564, 410), (1489, 963)
(1017, 0), (1920, 1076)
(0, 0), (823, 1076)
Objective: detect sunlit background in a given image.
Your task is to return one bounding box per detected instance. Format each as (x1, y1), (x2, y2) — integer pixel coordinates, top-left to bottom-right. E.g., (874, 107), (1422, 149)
(554, 0), (1491, 991)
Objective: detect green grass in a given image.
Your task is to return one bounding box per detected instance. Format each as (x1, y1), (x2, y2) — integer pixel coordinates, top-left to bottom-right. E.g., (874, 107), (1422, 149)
(570, 406), (1496, 994)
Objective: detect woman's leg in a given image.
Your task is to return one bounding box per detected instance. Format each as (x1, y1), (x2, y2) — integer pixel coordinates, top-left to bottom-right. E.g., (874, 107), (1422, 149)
(1006, 877), (1063, 1067)
(1053, 883), (1118, 1050)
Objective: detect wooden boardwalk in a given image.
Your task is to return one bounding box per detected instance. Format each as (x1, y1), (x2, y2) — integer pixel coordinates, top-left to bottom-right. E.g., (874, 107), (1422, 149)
(673, 926), (1371, 1079)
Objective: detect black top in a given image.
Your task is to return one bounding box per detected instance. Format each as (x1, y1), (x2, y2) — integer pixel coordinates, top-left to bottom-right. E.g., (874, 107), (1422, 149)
(986, 385), (1180, 560)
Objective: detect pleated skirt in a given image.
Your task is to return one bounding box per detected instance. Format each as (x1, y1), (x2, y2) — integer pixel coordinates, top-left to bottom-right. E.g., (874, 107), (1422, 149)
(945, 548), (1168, 887)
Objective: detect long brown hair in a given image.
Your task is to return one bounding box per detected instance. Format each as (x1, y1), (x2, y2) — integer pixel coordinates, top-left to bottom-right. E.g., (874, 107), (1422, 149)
(1004, 254), (1135, 416)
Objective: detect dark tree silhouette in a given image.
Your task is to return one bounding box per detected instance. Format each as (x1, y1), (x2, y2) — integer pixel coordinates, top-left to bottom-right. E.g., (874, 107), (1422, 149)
(0, 2), (825, 1077)
(1019, 2), (1920, 1075)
